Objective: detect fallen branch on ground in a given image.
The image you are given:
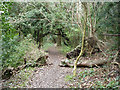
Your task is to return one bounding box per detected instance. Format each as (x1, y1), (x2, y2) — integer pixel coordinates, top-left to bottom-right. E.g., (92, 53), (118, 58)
(60, 58), (109, 67)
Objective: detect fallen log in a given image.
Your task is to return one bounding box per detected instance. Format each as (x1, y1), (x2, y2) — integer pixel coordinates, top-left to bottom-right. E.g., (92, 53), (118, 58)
(59, 58), (109, 67)
(77, 59), (108, 67)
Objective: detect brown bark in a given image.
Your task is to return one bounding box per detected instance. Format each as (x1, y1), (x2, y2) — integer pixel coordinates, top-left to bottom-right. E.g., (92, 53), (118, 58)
(57, 30), (62, 46)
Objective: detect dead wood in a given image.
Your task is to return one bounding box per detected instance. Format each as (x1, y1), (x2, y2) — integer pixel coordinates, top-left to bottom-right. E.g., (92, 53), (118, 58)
(66, 45), (81, 59)
(63, 36), (109, 68)
(2, 54), (49, 80)
(2, 67), (14, 79)
(60, 58), (109, 67)
(66, 37), (101, 59)
(77, 59), (108, 67)
(102, 33), (120, 36)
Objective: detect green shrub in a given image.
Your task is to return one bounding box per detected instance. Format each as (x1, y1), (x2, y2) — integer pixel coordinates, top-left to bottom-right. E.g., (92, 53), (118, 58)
(2, 34), (34, 69)
(60, 45), (73, 54)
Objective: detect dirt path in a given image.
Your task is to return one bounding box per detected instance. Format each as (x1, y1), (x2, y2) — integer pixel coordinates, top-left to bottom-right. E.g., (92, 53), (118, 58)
(27, 46), (74, 88)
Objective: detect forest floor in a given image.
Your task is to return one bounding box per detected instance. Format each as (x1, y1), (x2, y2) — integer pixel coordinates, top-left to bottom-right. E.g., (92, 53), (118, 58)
(26, 45), (119, 88)
(3, 45), (119, 88)
(26, 46), (79, 88)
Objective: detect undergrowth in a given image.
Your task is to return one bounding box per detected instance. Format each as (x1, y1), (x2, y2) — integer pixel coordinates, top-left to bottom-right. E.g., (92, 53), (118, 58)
(42, 42), (54, 51)
(3, 67), (35, 88)
(2, 34), (36, 69)
(65, 64), (119, 89)
(60, 45), (73, 54)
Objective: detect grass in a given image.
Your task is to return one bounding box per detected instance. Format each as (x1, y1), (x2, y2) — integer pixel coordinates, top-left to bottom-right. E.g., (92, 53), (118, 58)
(65, 75), (74, 81)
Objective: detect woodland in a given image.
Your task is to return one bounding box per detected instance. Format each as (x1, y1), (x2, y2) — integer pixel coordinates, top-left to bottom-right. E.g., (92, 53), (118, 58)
(0, 1), (120, 88)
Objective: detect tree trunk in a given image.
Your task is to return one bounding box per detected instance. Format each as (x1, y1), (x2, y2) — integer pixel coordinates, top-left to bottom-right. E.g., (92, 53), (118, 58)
(73, 2), (88, 76)
(57, 30), (62, 46)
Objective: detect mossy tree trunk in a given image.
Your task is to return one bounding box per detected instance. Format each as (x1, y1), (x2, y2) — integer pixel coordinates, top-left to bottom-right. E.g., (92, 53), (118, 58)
(73, 2), (88, 76)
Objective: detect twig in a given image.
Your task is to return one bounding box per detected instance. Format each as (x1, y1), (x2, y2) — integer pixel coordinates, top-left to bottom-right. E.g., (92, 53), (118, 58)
(113, 51), (119, 62)
(111, 62), (120, 68)
(102, 34), (120, 36)
(97, 43), (108, 57)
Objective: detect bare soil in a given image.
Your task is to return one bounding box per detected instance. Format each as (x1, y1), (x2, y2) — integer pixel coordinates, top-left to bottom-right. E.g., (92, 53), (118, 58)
(27, 46), (77, 88)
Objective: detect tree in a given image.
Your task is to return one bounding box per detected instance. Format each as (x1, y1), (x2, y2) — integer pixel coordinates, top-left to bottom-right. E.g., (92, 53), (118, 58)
(73, 2), (119, 76)
(1, 2), (20, 68)
(73, 2), (88, 76)
(11, 2), (75, 48)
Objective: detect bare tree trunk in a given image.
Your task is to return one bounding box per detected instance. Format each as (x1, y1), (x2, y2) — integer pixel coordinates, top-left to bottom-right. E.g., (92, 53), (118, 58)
(38, 37), (43, 49)
(37, 30), (43, 49)
(57, 30), (62, 46)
